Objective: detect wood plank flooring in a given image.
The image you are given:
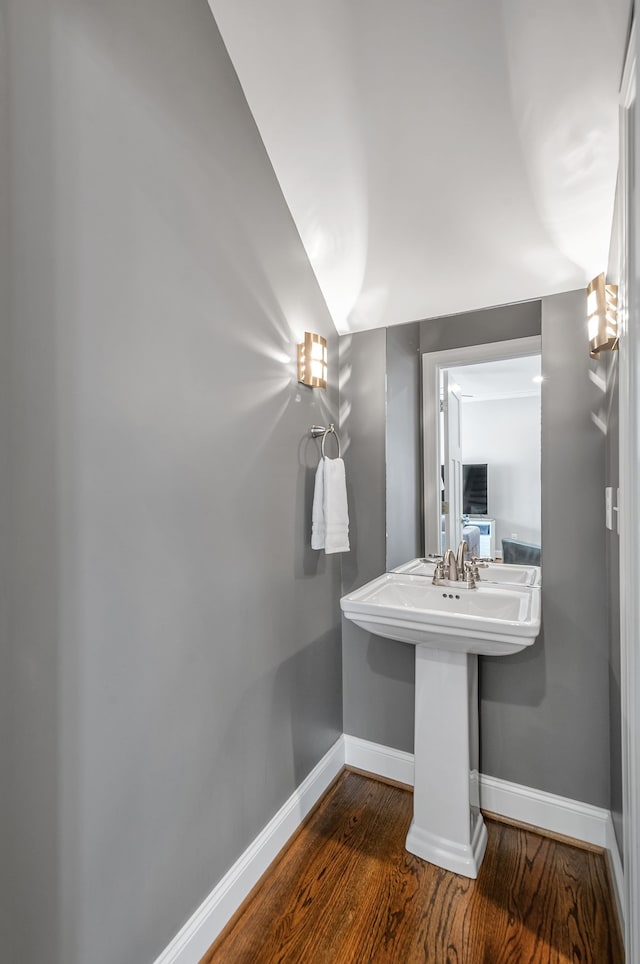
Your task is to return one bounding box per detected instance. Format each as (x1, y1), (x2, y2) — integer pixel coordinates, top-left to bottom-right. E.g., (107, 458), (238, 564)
(201, 770), (624, 963)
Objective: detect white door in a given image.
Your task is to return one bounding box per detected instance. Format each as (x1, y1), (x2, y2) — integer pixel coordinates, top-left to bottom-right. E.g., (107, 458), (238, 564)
(443, 371), (463, 551)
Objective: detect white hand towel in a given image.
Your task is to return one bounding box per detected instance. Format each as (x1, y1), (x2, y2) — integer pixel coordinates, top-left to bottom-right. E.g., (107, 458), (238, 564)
(311, 459), (325, 550)
(311, 457), (350, 553)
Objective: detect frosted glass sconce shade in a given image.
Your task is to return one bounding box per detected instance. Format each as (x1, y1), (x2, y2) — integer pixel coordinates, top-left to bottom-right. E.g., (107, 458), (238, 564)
(298, 332), (328, 389)
(587, 273), (618, 359)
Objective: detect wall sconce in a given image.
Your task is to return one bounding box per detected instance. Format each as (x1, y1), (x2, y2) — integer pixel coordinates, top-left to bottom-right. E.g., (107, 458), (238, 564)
(587, 273), (618, 358)
(297, 332), (327, 389)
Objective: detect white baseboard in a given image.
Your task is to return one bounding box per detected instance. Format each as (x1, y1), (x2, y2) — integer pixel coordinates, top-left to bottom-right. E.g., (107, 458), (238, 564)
(344, 737), (623, 889)
(343, 734), (414, 786)
(478, 773), (610, 848)
(153, 736), (345, 964)
(481, 776), (624, 927)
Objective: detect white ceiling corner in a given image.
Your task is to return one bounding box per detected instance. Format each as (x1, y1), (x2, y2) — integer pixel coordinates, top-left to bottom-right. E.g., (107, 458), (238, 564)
(208, 0), (631, 334)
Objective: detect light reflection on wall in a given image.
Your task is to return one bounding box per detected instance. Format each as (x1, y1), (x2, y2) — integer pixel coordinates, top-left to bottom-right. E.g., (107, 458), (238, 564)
(590, 352), (614, 436)
(338, 334), (353, 457)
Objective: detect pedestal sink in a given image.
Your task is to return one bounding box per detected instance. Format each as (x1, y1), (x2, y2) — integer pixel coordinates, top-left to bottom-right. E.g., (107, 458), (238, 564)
(340, 572), (541, 878)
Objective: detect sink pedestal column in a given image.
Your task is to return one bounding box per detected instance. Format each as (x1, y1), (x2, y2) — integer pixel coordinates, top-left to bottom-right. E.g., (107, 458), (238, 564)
(405, 645), (488, 878)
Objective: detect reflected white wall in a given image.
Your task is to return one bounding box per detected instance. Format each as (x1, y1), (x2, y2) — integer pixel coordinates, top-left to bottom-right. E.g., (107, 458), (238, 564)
(461, 395), (542, 550)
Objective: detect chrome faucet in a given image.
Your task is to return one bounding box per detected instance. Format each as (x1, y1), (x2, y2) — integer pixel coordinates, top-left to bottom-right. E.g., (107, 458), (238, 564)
(432, 541), (476, 588)
(455, 540), (469, 579)
(443, 548), (458, 581)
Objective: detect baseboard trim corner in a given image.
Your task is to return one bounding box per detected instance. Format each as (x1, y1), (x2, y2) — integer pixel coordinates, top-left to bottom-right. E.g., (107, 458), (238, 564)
(153, 736), (345, 964)
(604, 813), (625, 928)
(343, 734), (414, 787)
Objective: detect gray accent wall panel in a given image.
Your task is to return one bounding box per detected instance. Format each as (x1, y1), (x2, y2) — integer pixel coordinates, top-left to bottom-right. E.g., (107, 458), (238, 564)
(386, 323), (422, 570)
(605, 352), (622, 848)
(606, 201), (623, 853)
(480, 291), (609, 807)
(420, 299), (542, 352)
(480, 290), (609, 806)
(4, 2), (341, 962)
(0, 0), (13, 957)
(340, 329), (415, 751)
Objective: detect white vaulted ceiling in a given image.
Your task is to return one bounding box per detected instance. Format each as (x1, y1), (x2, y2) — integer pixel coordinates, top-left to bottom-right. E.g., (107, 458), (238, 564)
(208, 0), (631, 334)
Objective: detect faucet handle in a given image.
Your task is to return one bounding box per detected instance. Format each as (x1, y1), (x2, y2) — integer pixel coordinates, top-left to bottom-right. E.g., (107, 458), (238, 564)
(468, 559), (481, 581)
(464, 562), (477, 589)
(432, 560), (445, 585)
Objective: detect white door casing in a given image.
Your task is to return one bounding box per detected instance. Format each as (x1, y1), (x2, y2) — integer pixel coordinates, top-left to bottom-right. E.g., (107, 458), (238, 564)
(443, 371), (463, 551)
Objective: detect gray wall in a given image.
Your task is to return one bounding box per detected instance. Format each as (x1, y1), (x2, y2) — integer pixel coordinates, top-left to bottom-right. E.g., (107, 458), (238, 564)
(605, 350), (622, 848)
(420, 299), (542, 352)
(341, 304), (541, 752)
(481, 290), (609, 806)
(342, 296), (612, 809)
(606, 194), (623, 853)
(4, 2), (342, 963)
(0, 0), (13, 956)
(340, 329), (415, 750)
(386, 323), (422, 569)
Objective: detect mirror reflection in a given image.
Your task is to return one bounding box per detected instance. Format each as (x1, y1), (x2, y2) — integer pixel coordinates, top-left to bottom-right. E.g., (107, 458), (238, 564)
(402, 335), (543, 586)
(439, 353), (542, 564)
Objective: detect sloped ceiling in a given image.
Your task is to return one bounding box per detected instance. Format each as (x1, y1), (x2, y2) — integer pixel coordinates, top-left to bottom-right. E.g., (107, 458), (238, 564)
(208, 0), (631, 334)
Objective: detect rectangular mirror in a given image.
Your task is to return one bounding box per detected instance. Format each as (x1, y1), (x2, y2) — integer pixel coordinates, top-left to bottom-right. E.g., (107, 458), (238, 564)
(422, 336), (542, 569)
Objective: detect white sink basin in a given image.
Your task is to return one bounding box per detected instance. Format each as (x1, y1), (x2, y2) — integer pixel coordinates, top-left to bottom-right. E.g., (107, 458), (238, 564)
(394, 557), (541, 587)
(341, 571), (540, 656)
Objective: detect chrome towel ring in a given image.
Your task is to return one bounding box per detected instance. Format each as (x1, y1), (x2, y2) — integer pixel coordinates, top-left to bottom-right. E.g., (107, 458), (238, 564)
(311, 423), (341, 458)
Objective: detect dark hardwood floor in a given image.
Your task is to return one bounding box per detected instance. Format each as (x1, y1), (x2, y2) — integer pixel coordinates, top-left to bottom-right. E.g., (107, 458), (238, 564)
(202, 770), (623, 963)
